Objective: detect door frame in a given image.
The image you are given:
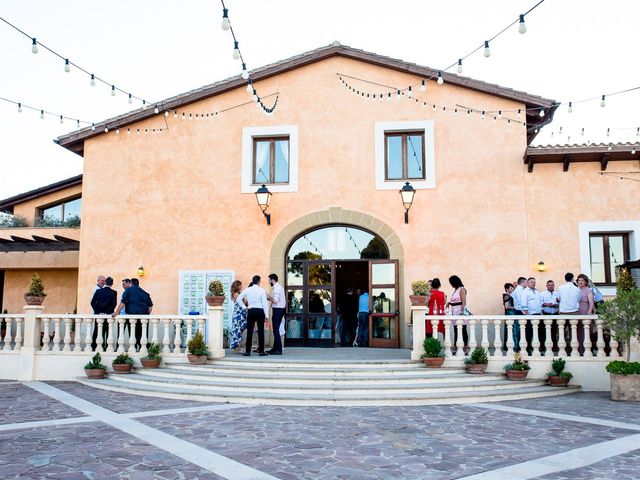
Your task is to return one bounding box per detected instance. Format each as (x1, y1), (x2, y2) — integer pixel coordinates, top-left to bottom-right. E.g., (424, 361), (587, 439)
(368, 259), (400, 348)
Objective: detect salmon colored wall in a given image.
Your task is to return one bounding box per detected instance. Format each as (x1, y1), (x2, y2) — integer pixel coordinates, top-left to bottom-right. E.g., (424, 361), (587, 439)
(74, 55), (639, 326)
(2, 269), (78, 313)
(12, 184), (82, 225)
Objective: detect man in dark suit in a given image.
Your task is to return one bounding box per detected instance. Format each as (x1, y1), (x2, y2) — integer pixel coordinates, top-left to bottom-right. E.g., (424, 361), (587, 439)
(91, 276), (117, 349)
(113, 278), (153, 350)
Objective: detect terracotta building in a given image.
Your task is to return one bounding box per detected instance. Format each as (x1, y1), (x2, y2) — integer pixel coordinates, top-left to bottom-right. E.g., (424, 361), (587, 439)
(2, 43), (639, 348)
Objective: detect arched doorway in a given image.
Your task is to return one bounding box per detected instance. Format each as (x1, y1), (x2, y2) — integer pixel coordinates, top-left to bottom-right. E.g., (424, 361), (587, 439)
(284, 224), (399, 348)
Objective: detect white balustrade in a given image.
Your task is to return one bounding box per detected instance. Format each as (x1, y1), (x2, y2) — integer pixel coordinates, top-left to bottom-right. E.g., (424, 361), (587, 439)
(139, 318), (149, 356)
(480, 319), (490, 351)
(557, 319), (567, 356)
(14, 317), (23, 351)
(443, 319), (452, 357)
(2, 317), (13, 351)
(150, 318), (159, 345)
(583, 319), (593, 357)
(569, 319), (579, 357)
(491, 319), (502, 356)
(41, 317), (51, 351)
(505, 318), (514, 354)
(96, 318), (105, 352)
(52, 318), (61, 351)
(468, 318), (477, 353)
(531, 318), (541, 357)
(185, 318), (194, 344)
(596, 319), (606, 358)
(173, 318), (182, 352)
(610, 329), (620, 357)
(82, 318), (92, 352)
(162, 319), (171, 354)
(116, 318), (125, 352)
(74, 320), (82, 351)
(543, 320), (553, 356)
(106, 317), (115, 352)
(62, 318), (72, 352)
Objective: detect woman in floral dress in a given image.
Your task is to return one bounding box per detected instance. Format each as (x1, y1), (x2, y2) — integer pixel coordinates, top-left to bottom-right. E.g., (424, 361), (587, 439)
(230, 280), (247, 353)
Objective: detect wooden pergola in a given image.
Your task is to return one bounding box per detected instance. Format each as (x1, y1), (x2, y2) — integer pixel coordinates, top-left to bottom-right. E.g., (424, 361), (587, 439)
(524, 143), (640, 172)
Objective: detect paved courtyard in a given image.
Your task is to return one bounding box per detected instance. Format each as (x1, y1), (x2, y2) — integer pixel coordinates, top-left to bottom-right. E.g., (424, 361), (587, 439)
(1, 381), (639, 479)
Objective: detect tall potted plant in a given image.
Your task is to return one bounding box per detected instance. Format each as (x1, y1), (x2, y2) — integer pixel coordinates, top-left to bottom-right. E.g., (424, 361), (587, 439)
(547, 357), (573, 387)
(410, 280), (431, 306)
(141, 343), (162, 368)
(465, 347), (488, 374)
(421, 337), (445, 367)
(504, 352), (530, 380)
(25, 273), (46, 306)
(84, 353), (107, 379)
(187, 330), (210, 364)
(205, 280), (225, 307)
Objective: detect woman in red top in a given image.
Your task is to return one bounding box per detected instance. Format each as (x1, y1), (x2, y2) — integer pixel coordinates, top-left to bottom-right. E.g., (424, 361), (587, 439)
(426, 278), (447, 337)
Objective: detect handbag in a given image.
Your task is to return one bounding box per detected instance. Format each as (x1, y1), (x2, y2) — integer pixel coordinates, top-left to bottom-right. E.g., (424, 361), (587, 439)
(462, 307), (472, 316)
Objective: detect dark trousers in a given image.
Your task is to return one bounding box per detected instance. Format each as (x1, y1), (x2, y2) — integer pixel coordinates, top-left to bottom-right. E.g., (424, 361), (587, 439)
(341, 313), (356, 346)
(271, 308), (285, 353)
(124, 318), (143, 348)
(246, 308), (265, 354)
(453, 324), (468, 350)
(91, 318), (109, 350)
(356, 312), (369, 347)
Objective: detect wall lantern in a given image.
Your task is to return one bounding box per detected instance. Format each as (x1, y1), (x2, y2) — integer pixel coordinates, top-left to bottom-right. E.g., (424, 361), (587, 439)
(399, 182), (416, 224)
(137, 266), (145, 277)
(536, 261), (546, 272)
(255, 184), (272, 225)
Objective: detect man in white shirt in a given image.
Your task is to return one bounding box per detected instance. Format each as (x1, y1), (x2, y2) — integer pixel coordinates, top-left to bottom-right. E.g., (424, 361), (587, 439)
(512, 277), (527, 314)
(522, 277), (543, 354)
(557, 273), (580, 314)
(92, 275), (106, 295)
(267, 273), (286, 355)
(540, 280), (559, 315)
(236, 275), (269, 356)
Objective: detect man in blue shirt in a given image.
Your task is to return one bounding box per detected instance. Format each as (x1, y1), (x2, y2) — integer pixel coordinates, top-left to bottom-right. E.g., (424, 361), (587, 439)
(355, 289), (370, 347)
(113, 279), (153, 350)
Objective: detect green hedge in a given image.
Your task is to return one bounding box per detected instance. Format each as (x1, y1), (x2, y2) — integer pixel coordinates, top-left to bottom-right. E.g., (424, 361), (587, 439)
(606, 360), (640, 375)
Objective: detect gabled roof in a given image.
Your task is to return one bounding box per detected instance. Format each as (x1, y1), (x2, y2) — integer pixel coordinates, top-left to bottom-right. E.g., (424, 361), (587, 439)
(524, 142), (640, 172)
(0, 174), (83, 214)
(57, 43), (557, 156)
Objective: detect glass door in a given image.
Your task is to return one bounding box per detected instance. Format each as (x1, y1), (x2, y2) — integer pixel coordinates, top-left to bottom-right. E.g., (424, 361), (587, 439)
(369, 260), (400, 348)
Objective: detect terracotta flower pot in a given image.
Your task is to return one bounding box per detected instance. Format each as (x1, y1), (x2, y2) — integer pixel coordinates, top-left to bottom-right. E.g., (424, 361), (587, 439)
(466, 363), (488, 374)
(140, 358), (161, 368)
(409, 295), (429, 306)
(24, 294), (45, 306)
(548, 375), (570, 387)
(188, 354), (208, 365)
(506, 369), (529, 381)
(423, 356), (445, 368)
(85, 368), (106, 379)
(112, 363), (133, 374)
(205, 295), (225, 307)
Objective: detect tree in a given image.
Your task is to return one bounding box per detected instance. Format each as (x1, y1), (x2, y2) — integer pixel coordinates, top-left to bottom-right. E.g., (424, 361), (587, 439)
(360, 236), (389, 259)
(600, 288), (640, 362)
(617, 267), (637, 293)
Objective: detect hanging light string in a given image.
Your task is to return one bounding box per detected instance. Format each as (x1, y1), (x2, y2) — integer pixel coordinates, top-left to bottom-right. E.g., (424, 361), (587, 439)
(539, 125), (640, 146)
(344, 227), (362, 255)
(0, 16), (152, 109)
(220, 0), (278, 115)
(0, 95), (93, 127)
(302, 235), (323, 257)
(167, 91), (279, 120)
(598, 171), (640, 183)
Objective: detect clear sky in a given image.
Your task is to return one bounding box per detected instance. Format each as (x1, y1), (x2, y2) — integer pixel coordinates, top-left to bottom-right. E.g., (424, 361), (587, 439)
(1, 0), (638, 198)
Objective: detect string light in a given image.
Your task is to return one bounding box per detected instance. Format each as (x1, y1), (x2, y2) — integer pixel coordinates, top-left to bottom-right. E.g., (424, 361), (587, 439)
(39, 110), (44, 119)
(232, 41), (240, 60)
(59, 115), (63, 124)
(600, 95), (606, 107)
(17, 102), (22, 113)
(437, 71), (444, 85)
(221, 8), (230, 30)
(110, 85), (116, 97)
(90, 74), (96, 87)
(518, 14), (527, 34)
(483, 41), (491, 58)
(420, 79), (426, 92)
(457, 59), (463, 74)
(64, 59), (70, 73)
(568, 101), (573, 113)
(241, 63), (249, 80)
(30, 37), (38, 53)
(128, 93), (133, 104)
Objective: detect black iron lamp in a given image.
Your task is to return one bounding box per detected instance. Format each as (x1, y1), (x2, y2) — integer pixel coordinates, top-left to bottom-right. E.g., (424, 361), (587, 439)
(255, 184), (272, 225)
(399, 182), (416, 224)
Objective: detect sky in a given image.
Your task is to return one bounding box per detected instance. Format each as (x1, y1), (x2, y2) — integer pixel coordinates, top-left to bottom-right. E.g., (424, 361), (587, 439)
(1, 0), (639, 198)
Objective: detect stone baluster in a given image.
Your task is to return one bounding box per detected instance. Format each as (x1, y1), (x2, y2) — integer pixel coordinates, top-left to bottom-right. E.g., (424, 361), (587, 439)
(106, 317), (115, 352)
(185, 317), (194, 344)
(14, 317), (23, 351)
(83, 318), (93, 352)
(2, 317), (12, 351)
(73, 319), (82, 351)
(569, 319), (579, 357)
(96, 318), (104, 352)
(430, 319), (439, 342)
(150, 318), (159, 345)
(62, 317), (73, 352)
(128, 318), (138, 352)
(453, 320), (462, 355)
(610, 329), (620, 357)
(557, 319), (567, 356)
(531, 318), (541, 357)
(583, 319), (592, 357)
(41, 317), (51, 351)
(162, 318), (171, 354)
(198, 317), (206, 334)
(467, 318), (476, 353)
(116, 317), (126, 352)
(480, 319), (489, 351)
(443, 319), (452, 357)
(595, 319), (606, 358)
(491, 319), (502, 356)
(139, 318), (149, 356)
(173, 318), (182, 352)
(505, 318), (514, 355)
(544, 319), (554, 356)
(52, 318), (61, 351)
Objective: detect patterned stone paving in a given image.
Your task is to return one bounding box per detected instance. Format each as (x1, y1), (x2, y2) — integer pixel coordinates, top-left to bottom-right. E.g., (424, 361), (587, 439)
(1, 384), (638, 480)
(0, 424), (224, 480)
(140, 404), (632, 480)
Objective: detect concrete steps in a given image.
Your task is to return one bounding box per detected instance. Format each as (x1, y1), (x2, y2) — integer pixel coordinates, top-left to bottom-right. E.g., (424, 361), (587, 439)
(78, 358), (582, 406)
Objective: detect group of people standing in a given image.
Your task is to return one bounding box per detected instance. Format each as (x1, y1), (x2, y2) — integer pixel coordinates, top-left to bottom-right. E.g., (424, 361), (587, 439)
(90, 275), (153, 349)
(229, 274), (285, 356)
(425, 275), (469, 345)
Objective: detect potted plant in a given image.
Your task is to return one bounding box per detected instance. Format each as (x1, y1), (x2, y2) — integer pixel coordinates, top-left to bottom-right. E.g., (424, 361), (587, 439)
(547, 357), (573, 387)
(410, 280), (431, 306)
(421, 337), (445, 367)
(141, 343), (162, 368)
(112, 353), (134, 373)
(205, 280), (225, 307)
(600, 269), (640, 400)
(84, 352), (107, 379)
(24, 273), (46, 306)
(504, 351), (530, 380)
(464, 347), (489, 374)
(187, 330), (210, 364)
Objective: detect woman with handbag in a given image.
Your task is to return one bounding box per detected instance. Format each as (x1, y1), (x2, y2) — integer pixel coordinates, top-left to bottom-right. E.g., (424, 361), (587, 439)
(446, 275), (468, 353)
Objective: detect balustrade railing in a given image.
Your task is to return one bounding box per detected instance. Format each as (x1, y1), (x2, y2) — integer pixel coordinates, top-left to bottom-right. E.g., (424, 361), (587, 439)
(0, 314), (25, 351)
(36, 314), (207, 354)
(414, 313), (623, 360)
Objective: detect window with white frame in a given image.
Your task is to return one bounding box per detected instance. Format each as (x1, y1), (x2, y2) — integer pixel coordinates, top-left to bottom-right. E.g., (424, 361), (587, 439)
(242, 126), (298, 193)
(375, 121), (435, 190)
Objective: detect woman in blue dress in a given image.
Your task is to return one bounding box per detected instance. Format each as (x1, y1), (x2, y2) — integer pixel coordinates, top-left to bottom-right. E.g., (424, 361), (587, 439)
(230, 280), (247, 353)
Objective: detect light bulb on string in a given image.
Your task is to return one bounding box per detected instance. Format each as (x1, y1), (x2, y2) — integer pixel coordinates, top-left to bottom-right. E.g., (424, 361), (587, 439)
(232, 41), (240, 60)
(246, 80), (253, 93)
(420, 79), (426, 92)
(91, 123), (96, 131)
(632, 148), (636, 155)
(127, 128), (131, 135)
(59, 115), (64, 124)
(387, 92), (391, 102)
(568, 102), (573, 113)
(128, 94), (133, 104)
(481, 111), (485, 120)
(241, 63), (249, 80)
(154, 106), (159, 114)
(539, 109), (545, 117)
(457, 59), (463, 74)
(142, 100), (147, 110)
(40, 110), (44, 120)
(76, 120), (80, 128)
(104, 127), (108, 133)
(600, 95), (606, 107)
(396, 90), (401, 100)
(115, 129), (120, 135)
(407, 86), (412, 98)
(64, 59), (70, 73)
(90, 74), (96, 87)
(31, 38), (38, 54)
(437, 71), (444, 85)
(17, 103), (22, 113)
(252, 90), (258, 102)
(173, 111), (178, 119)
(111, 85), (116, 97)
(518, 14), (526, 34)
(607, 128), (610, 137)
(221, 8), (230, 30)
(484, 41), (491, 58)
(164, 111), (169, 117)
(517, 109), (521, 119)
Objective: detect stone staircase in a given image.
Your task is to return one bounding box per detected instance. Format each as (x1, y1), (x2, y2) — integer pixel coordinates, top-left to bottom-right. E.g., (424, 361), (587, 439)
(79, 358), (581, 406)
